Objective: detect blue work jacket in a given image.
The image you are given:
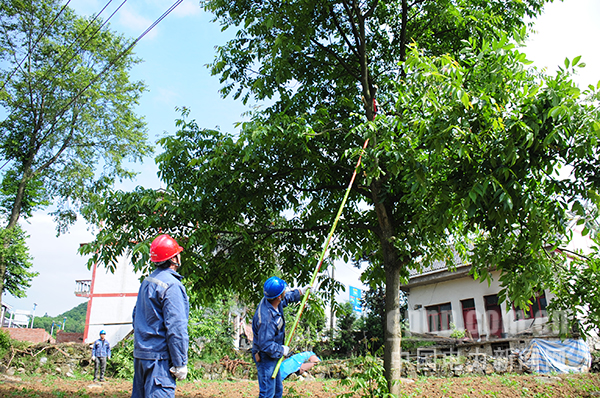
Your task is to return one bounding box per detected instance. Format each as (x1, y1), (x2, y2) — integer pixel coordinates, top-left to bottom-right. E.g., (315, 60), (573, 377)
(252, 289), (301, 360)
(92, 338), (111, 358)
(132, 267), (189, 367)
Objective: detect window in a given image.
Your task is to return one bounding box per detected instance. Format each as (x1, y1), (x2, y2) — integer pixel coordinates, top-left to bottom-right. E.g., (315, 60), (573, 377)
(513, 292), (548, 320)
(426, 303), (452, 332)
(484, 294), (505, 338)
(461, 298), (479, 339)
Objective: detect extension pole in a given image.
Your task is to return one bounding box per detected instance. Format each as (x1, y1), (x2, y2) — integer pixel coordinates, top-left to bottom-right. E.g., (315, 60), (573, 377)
(272, 137), (370, 378)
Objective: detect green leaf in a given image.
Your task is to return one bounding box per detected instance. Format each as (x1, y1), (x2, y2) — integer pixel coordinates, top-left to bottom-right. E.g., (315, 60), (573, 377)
(460, 91), (471, 109)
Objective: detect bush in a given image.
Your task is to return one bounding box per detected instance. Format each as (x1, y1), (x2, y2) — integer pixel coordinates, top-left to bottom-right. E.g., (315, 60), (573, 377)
(333, 302), (358, 357)
(338, 348), (394, 398)
(0, 329), (11, 360)
(106, 337), (134, 380)
(188, 293), (237, 364)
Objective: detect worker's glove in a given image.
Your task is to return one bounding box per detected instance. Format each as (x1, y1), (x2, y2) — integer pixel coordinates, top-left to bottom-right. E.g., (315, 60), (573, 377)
(170, 365), (188, 381)
(91, 356), (96, 361)
(300, 285), (311, 295)
(282, 345), (290, 357)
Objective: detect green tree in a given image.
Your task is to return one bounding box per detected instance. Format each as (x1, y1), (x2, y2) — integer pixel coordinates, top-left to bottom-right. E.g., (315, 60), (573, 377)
(80, 1), (600, 394)
(0, 0), (152, 301)
(357, 286), (386, 354)
(0, 224), (36, 298)
(334, 302), (358, 357)
(33, 301), (87, 334)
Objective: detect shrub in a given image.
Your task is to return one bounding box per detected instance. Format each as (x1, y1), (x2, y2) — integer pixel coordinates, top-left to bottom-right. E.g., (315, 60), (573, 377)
(106, 337), (134, 380)
(0, 329), (11, 360)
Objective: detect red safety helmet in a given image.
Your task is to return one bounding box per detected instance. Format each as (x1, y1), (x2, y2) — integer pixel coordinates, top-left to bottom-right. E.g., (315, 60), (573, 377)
(150, 234), (183, 263)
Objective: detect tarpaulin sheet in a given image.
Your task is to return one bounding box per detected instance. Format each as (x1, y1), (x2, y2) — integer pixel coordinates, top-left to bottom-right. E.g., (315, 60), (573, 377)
(521, 338), (591, 374)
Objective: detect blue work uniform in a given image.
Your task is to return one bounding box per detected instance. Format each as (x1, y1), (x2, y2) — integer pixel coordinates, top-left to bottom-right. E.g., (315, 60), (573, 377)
(92, 338), (111, 382)
(252, 289), (301, 398)
(131, 267), (189, 398)
(280, 351), (318, 380)
(92, 338), (112, 358)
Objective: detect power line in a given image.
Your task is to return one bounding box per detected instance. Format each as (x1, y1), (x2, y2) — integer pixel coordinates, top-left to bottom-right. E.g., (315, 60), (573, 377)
(0, 0), (73, 93)
(0, 0), (183, 177)
(0, 0), (127, 127)
(34, 0), (184, 156)
(51, 0), (128, 79)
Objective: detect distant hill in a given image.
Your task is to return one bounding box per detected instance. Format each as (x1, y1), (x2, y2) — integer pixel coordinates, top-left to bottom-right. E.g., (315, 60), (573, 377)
(33, 301), (87, 335)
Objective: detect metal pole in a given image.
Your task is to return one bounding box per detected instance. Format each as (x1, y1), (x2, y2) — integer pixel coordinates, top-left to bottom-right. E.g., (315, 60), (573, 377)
(329, 266), (335, 339)
(30, 303), (37, 328)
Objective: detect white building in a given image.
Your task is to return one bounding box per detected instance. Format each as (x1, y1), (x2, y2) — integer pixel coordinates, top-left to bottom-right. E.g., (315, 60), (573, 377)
(404, 265), (554, 340)
(76, 252), (143, 344)
(403, 227), (593, 340)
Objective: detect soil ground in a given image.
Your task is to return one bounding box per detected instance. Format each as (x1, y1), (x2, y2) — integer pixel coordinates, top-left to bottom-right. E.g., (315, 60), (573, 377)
(1, 373), (600, 397)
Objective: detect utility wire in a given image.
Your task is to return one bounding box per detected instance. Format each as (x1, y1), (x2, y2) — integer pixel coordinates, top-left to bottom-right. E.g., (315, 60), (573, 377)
(1, 0), (183, 175)
(0, 0), (73, 93)
(0, 0), (125, 172)
(0, 0), (126, 128)
(34, 0), (184, 154)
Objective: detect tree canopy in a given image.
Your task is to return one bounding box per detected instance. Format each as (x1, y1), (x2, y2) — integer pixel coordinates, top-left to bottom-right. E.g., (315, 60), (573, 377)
(0, 224), (36, 298)
(81, 0), (600, 393)
(0, 0), (152, 299)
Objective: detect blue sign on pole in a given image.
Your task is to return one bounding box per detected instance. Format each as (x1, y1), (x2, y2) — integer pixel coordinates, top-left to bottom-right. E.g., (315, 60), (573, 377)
(349, 286), (362, 313)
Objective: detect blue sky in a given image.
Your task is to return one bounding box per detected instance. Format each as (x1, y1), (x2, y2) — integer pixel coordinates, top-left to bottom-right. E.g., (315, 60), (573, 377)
(4, 0), (599, 317)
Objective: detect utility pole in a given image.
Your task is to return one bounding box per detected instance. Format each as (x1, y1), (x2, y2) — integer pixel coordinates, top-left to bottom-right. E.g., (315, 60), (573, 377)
(30, 303), (37, 328)
(330, 265), (335, 339)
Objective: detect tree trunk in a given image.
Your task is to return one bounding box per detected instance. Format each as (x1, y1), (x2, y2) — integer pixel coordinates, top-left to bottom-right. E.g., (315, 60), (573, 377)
(371, 179), (402, 396)
(0, 167), (31, 307)
(385, 260), (402, 396)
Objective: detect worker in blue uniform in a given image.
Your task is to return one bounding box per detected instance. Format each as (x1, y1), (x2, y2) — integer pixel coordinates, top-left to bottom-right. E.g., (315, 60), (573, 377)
(131, 234), (189, 398)
(280, 351), (320, 380)
(252, 276), (309, 398)
(92, 329), (111, 382)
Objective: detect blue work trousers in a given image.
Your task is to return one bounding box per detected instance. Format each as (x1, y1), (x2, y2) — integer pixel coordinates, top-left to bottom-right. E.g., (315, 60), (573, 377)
(254, 354), (283, 398)
(131, 358), (177, 398)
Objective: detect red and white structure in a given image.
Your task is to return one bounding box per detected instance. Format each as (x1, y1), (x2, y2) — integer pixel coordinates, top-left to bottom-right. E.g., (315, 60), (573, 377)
(76, 253), (143, 344)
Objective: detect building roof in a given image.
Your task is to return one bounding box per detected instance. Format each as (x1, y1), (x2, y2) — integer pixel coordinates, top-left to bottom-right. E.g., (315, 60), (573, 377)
(404, 250), (470, 289)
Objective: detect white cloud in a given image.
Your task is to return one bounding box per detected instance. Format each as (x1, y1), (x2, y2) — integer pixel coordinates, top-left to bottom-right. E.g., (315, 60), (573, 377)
(154, 87), (181, 107)
(172, 0), (202, 18)
(4, 214), (96, 317)
(118, 7), (160, 40)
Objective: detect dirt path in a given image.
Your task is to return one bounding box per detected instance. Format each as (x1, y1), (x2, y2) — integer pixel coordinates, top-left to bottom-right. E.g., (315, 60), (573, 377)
(1, 373), (600, 397)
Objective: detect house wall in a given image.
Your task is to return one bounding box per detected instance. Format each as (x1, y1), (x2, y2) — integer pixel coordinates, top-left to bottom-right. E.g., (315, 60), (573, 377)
(84, 254), (142, 345)
(406, 270), (555, 338)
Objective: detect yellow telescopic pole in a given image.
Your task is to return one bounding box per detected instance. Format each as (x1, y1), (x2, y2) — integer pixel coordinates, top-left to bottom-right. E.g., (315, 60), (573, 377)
(271, 137), (369, 378)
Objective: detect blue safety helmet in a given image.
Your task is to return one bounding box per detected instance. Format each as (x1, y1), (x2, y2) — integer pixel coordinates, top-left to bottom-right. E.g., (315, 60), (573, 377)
(263, 276), (287, 299)
(99, 330), (106, 335)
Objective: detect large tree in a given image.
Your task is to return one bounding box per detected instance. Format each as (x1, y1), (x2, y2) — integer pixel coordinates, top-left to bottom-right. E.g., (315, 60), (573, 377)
(82, 0), (600, 394)
(0, 0), (151, 299)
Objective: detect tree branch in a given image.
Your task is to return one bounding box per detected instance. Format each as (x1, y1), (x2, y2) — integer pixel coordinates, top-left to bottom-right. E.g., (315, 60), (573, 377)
(309, 37), (361, 80)
(329, 5), (360, 59)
